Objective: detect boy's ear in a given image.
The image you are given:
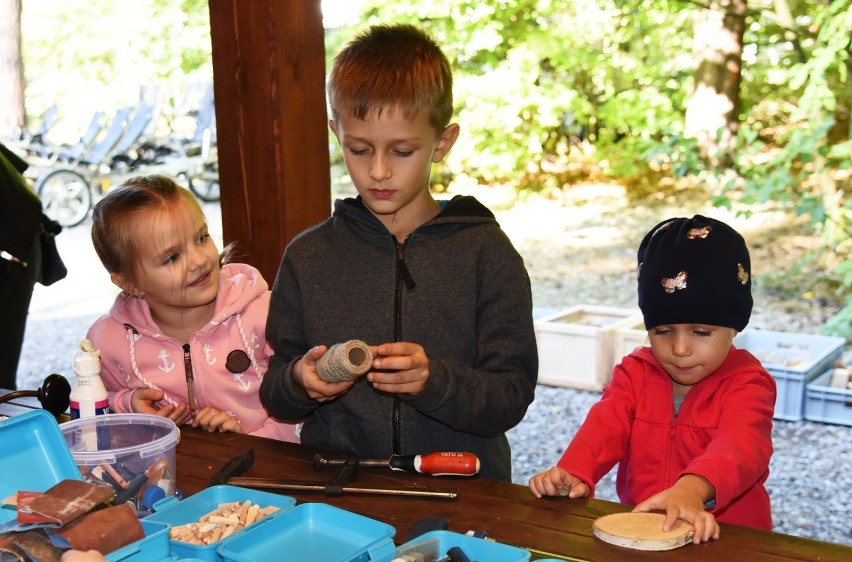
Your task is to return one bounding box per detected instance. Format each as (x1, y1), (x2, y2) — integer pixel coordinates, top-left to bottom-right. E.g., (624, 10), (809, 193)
(432, 123), (460, 163)
(110, 272), (143, 298)
(328, 119), (340, 140)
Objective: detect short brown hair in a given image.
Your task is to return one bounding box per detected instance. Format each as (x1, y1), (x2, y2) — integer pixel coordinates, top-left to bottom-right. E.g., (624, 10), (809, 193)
(327, 23), (454, 131)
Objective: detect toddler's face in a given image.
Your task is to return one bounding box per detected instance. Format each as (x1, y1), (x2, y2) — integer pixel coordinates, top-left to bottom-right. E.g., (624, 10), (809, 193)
(647, 324), (736, 389)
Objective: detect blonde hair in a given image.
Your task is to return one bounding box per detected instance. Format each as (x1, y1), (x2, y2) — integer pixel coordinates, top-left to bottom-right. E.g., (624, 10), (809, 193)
(327, 23), (454, 132)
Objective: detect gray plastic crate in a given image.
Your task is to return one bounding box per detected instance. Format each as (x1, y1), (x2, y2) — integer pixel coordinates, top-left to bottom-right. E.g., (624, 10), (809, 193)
(734, 330), (846, 421)
(805, 370), (852, 427)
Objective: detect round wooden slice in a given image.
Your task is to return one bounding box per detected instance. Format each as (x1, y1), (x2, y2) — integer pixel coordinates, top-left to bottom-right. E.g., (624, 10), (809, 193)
(593, 512), (694, 551)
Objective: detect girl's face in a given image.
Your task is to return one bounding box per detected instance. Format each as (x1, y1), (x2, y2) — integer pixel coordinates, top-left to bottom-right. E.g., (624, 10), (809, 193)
(115, 197), (220, 317)
(648, 324), (736, 390)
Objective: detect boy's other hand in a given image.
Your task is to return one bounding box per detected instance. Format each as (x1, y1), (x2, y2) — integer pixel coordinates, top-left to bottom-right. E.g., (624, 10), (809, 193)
(369, 342), (429, 395)
(192, 407), (244, 433)
(632, 474), (720, 543)
(529, 466), (590, 499)
(130, 388), (191, 425)
(295, 345), (354, 402)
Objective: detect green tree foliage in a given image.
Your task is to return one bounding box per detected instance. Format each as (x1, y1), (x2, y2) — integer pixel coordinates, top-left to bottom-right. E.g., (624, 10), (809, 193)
(21, 0), (212, 141)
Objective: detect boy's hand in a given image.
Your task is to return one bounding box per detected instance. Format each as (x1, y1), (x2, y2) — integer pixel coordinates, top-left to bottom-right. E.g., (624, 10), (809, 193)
(130, 388), (191, 425)
(632, 474), (720, 543)
(192, 407), (244, 433)
(369, 342), (430, 395)
(529, 466), (590, 499)
(294, 345), (355, 402)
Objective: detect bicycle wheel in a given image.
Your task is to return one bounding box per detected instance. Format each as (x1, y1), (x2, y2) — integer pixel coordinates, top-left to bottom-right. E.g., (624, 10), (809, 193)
(188, 162), (220, 202)
(36, 168), (93, 227)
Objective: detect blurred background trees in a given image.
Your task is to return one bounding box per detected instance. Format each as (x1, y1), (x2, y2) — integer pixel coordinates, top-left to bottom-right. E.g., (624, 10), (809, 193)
(1, 0), (849, 336)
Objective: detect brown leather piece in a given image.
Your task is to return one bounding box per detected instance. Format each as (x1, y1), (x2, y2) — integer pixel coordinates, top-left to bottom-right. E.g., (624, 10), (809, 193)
(54, 503), (144, 554)
(17, 480), (114, 526)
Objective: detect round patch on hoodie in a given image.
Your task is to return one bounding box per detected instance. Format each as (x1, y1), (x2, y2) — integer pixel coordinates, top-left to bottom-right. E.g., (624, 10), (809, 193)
(226, 350), (251, 373)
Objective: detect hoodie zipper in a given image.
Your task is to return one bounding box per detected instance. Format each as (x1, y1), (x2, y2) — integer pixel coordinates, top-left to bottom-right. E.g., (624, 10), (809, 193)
(183, 343), (199, 418)
(392, 238), (416, 454)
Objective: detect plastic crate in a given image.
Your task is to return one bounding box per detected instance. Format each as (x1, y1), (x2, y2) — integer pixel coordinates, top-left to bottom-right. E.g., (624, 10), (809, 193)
(145, 484), (298, 562)
(734, 330), (846, 421)
(613, 318), (648, 365)
(534, 305), (642, 391)
(804, 370), (852, 427)
(217, 502), (396, 562)
(395, 530), (530, 562)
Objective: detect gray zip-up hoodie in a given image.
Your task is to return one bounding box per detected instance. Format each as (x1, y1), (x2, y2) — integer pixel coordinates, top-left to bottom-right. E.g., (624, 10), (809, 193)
(260, 195), (538, 480)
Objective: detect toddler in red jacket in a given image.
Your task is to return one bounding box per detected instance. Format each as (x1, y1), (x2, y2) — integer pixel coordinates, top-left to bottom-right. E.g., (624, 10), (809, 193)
(529, 215), (776, 543)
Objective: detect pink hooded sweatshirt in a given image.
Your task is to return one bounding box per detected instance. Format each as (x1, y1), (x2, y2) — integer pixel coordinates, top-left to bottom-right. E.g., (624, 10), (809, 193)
(86, 263), (300, 442)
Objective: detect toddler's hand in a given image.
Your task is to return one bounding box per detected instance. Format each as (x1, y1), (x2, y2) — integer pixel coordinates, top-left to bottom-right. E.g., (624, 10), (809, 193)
(369, 342), (429, 395)
(294, 345), (354, 402)
(529, 466), (590, 499)
(130, 388), (190, 425)
(192, 407), (244, 433)
(632, 475), (719, 543)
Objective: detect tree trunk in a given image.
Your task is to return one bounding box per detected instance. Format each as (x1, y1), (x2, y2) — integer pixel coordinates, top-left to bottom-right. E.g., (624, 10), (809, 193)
(0, 0), (25, 138)
(684, 0), (747, 168)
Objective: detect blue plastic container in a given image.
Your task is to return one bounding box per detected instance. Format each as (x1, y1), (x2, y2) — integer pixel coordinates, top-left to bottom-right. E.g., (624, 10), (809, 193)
(395, 530), (531, 562)
(0, 410), (81, 527)
(145, 484), (298, 562)
(105, 519), (171, 562)
(217, 502), (397, 562)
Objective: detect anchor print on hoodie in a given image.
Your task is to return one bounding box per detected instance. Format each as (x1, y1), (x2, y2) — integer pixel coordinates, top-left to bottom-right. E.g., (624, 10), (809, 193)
(86, 263), (299, 442)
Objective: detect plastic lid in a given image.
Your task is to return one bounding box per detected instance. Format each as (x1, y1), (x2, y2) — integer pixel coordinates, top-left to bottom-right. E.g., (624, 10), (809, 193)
(142, 485), (166, 509)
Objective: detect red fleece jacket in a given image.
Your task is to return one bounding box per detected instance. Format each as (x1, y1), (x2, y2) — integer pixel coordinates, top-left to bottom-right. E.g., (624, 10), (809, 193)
(558, 346), (776, 530)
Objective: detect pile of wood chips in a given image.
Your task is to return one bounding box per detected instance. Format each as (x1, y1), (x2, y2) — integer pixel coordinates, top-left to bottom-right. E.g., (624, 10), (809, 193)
(168, 500), (279, 545)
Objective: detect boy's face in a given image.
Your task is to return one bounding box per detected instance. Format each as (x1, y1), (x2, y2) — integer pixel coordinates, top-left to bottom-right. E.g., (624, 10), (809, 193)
(330, 108), (459, 236)
(647, 324), (736, 389)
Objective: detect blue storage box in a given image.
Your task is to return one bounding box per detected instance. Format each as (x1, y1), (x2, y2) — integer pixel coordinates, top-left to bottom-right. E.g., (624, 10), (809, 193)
(734, 330), (846, 421)
(217, 502), (396, 562)
(145, 484), (298, 562)
(0, 410), (81, 529)
(105, 519), (171, 562)
(395, 530), (530, 562)
(804, 370), (852, 427)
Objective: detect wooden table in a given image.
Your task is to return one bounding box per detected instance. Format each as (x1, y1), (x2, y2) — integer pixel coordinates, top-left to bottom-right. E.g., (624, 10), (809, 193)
(2, 394), (850, 562)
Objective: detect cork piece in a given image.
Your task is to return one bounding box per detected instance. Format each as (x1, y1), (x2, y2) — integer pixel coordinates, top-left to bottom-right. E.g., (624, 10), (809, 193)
(316, 340), (374, 383)
(593, 512), (694, 551)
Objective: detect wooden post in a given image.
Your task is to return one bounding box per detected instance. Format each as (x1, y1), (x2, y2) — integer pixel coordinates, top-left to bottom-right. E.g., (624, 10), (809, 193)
(208, 0), (331, 283)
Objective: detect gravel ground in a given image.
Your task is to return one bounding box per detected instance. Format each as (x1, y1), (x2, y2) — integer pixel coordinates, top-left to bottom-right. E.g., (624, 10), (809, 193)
(15, 187), (851, 547)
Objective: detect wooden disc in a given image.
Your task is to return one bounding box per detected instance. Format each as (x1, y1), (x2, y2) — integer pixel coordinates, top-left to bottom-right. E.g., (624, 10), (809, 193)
(593, 512), (694, 551)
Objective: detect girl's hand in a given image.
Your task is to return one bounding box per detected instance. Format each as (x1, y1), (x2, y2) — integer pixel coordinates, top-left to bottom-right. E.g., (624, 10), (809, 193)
(632, 475), (720, 543)
(130, 388), (190, 425)
(369, 342), (429, 395)
(529, 466), (590, 499)
(191, 407), (244, 433)
(293, 345), (355, 402)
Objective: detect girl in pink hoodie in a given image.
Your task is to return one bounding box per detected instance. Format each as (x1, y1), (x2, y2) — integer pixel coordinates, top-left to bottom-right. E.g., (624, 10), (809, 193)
(85, 174), (299, 442)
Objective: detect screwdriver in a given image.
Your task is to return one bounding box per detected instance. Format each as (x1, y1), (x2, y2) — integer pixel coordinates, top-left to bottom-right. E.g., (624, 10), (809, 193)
(313, 451), (481, 476)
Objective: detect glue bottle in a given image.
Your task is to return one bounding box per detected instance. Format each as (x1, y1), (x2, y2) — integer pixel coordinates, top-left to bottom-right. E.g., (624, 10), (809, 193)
(70, 339), (109, 449)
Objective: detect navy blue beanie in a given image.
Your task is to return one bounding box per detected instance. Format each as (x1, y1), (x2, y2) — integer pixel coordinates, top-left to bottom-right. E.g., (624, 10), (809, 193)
(637, 215), (752, 331)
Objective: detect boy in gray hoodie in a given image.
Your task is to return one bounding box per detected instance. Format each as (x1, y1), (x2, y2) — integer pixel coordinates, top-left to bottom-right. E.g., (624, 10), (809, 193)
(260, 23), (537, 480)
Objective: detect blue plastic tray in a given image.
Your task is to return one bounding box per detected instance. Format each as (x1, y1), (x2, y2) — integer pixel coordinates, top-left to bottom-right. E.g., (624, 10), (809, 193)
(217, 502), (396, 562)
(396, 530), (531, 562)
(145, 484), (298, 562)
(105, 519), (171, 562)
(0, 410), (81, 525)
